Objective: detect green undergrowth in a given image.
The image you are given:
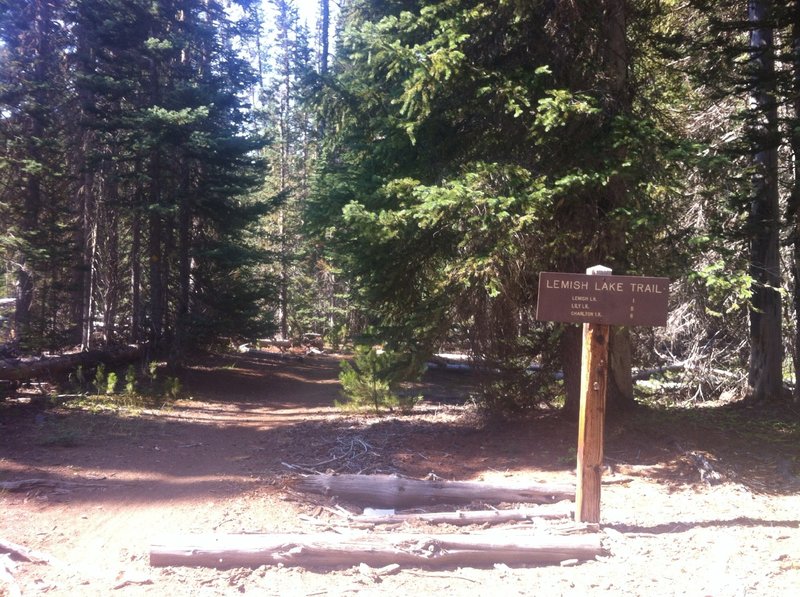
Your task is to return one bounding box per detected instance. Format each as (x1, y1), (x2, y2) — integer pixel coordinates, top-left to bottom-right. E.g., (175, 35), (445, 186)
(30, 360), (184, 448)
(336, 346), (425, 414)
(63, 361), (182, 413)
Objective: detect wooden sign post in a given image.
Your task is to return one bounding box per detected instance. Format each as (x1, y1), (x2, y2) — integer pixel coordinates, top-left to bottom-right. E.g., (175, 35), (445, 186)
(576, 265), (611, 525)
(536, 266), (669, 525)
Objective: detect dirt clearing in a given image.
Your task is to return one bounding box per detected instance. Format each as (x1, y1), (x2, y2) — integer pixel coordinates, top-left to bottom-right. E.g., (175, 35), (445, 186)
(2, 351), (799, 596)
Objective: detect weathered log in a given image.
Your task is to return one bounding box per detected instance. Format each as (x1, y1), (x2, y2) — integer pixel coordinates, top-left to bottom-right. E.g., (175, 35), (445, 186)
(150, 532), (603, 569)
(0, 478), (105, 492)
(293, 474), (575, 508)
(0, 538), (54, 564)
(0, 346), (142, 382)
(349, 502), (573, 526)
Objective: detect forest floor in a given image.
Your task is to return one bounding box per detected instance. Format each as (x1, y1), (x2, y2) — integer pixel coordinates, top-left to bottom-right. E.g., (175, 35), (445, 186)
(1, 350), (800, 596)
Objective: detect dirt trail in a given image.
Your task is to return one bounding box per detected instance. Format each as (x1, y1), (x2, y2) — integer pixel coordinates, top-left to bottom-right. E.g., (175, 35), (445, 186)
(1, 352), (799, 596)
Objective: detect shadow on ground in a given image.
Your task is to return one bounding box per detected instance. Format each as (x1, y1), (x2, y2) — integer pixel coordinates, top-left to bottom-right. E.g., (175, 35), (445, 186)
(2, 352), (799, 507)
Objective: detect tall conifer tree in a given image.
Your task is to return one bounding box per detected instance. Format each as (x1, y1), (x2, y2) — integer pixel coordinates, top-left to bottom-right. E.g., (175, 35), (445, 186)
(310, 0), (689, 413)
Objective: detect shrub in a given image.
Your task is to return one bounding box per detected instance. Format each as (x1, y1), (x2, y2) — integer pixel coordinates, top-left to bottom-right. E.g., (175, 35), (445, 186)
(124, 365), (137, 395)
(93, 364), (107, 395)
(105, 372), (118, 395)
(337, 346), (424, 414)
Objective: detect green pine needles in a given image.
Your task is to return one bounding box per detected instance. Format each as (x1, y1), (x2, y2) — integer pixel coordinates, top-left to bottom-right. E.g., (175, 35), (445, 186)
(337, 347), (423, 414)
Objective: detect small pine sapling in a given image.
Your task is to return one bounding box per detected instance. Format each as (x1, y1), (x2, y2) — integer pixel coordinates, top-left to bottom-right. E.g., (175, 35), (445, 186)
(124, 365), (137, 395)
(105, 372), (118, 395)
(93, 364), (107, 395)
(337, 346), (424, 414)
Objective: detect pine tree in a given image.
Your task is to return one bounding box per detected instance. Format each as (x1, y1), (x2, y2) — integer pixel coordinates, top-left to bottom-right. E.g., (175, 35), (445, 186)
(0, 0), (73, 349)
(257, 0), (320, 341)
(1, 0), (270, 356)
(310, 0), (692, 414)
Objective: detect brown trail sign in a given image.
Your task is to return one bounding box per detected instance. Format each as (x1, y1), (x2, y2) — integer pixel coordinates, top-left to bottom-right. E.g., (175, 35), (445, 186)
(537, 266), (669, 525)
(536, 272), (669, 326)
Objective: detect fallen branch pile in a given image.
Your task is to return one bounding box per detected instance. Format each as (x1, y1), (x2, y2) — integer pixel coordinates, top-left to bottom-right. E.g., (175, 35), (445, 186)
(282, 436), (379, 474)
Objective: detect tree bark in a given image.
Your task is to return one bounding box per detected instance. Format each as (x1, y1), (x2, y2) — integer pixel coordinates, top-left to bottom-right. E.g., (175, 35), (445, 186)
(560, 324), (582, 418)
(790, 0), (800, 402)
(747, 0), (783, 401)
(148, 172), (164, 348)
(562, 325), (633, 418)
(147, 30), (164, 350)
(131, 192), (142, 344)
(607, 327), (634, 411)
(13, 0), (51, 344)
(150, 532), (603, 569)
(319, 0), (330, 76)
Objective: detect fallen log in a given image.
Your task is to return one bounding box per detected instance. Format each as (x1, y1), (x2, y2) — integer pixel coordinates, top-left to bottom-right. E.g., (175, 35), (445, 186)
(293, 474), (575, 508)
(0, 345), (142, 382)
(0, 478), (105, 492)
(150, 532), (603, 569)
(0, 538), (54, 564)
(348, 502), (573, 526)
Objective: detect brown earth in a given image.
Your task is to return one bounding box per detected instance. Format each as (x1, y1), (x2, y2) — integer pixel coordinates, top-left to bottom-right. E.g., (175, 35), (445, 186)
(1, 351), (799, 596)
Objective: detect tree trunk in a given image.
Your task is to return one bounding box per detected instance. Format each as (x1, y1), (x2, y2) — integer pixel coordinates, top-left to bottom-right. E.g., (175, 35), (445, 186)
(599, 1), (635, 413)
(148, 201), (163, 348)
(747, 0), (783, 401)
(71, 19), (95, 350)
(790, 0), (800, 402)
(560, 324), (582, 418)
(561, 2), (635, 418)
(77, 172), (95, 351)
(13, 0), (51, 344)
(103, 179), (121, 345)
(319, 0), (330, 76)
(170, 6), (195, 368)
(131, 195), (142, 344)
(84, 207), (98, 349)
(607, 326), (634, 411)
(171, 167), (191, 367)
(562, 325), (633, 418)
